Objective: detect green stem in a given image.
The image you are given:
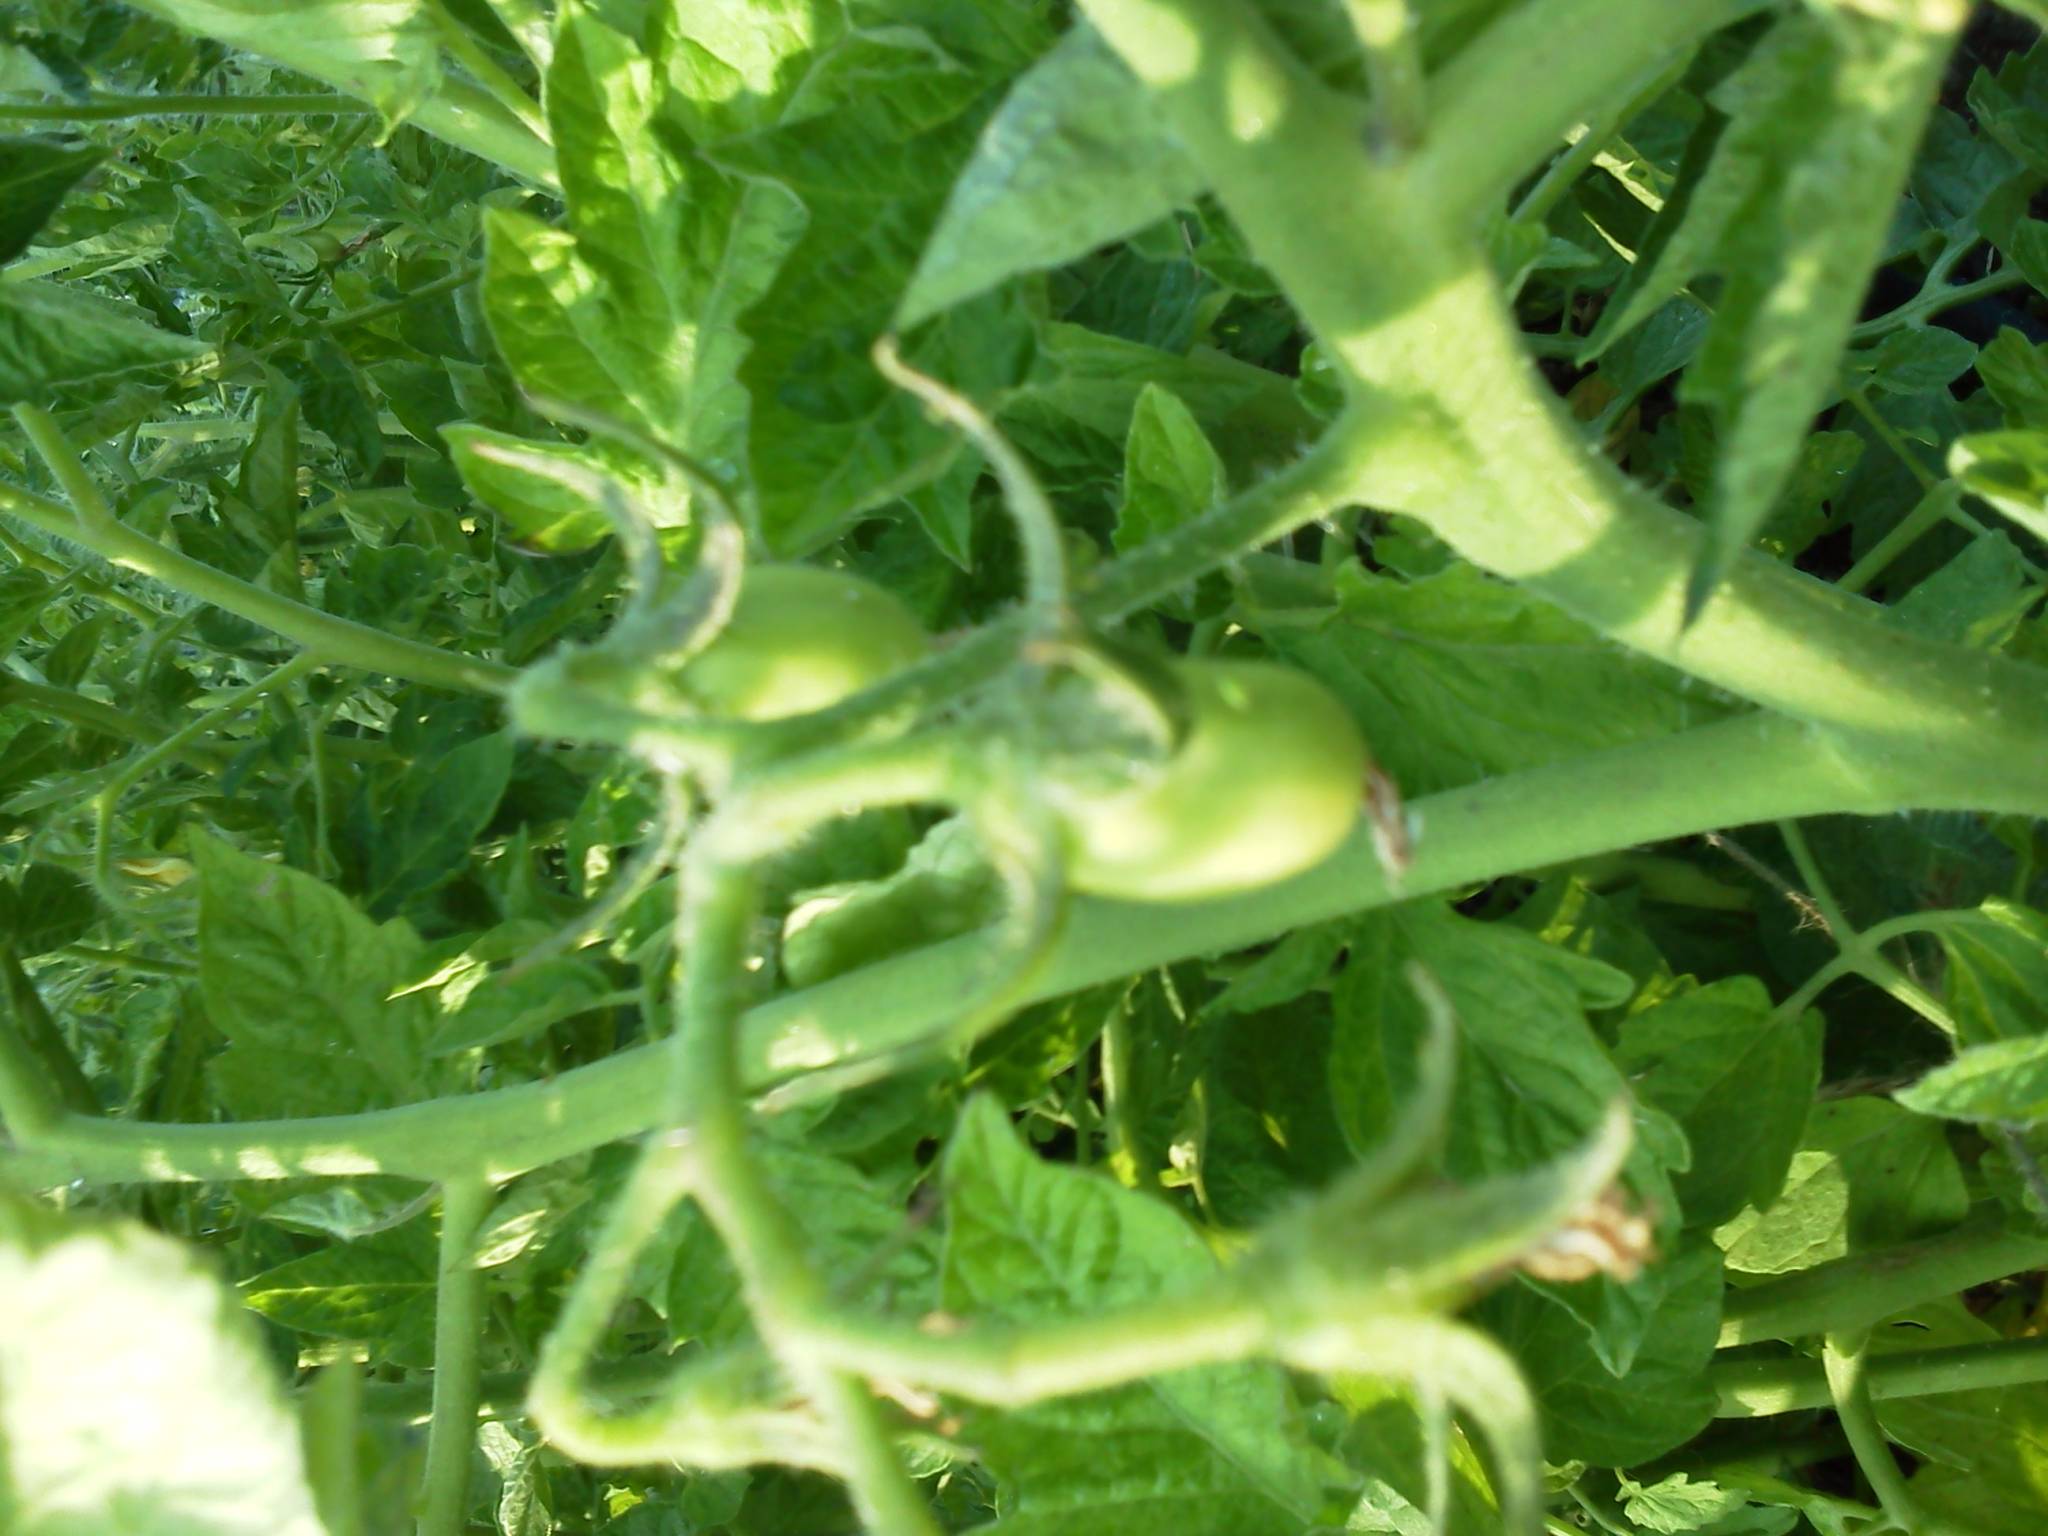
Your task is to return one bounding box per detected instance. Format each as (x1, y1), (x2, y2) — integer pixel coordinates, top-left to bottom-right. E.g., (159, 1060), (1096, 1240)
(872, 340), (1069, 630)
(1823, 1331), (1926, 1534)
(0, 92), (375, 120)
(1850, 265), (2029, 343)
(1101, 1001), (1151, 1191)
(1082, 0), (2048, 774)
(675, 829), (944, 1535)
(1772, 907), (1987, 1023)
(52, 945), (197, 978)
(525, 1137), (708, 1463)
(426, 0), (548, 141)
(1715, 1335), (2048, 1416)
(1840, 483), (1961, 595)
(0, 523), (158, 623)
(16, 704), (2045, 1186)
(1418, 0), (1769, 226)
(95, 653), (321, 904)
(1509, 112), (1623, 229)
(416, 1175), (491, 1536)
(1079, 415), (1384, 620)
(1778, 821), (1853, 943)
(302, 1361), (367, 1536)
(1347, 0), (1425, 157)
(316, 266), (480, 338)
(14, 404), (116, 527)
(0, 479), (511, 694)
(1720, 1217), (2048, 1346)
(1848, 384), (1941, 493)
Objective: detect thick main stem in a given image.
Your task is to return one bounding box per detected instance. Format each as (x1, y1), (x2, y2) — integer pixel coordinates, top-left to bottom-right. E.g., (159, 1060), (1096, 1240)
(1720, 1218), (2048, 1347)
(10, 705), (2043, 1187)
(416, 1175), (491, 1536)
(1079, 0), (2048, 777)
(1716, 1335), (2048, 1417)
(675, 846), (940, 1536)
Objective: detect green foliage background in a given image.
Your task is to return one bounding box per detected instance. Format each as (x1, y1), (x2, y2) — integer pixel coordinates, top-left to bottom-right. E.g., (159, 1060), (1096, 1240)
(0, 1), (2046, 1534)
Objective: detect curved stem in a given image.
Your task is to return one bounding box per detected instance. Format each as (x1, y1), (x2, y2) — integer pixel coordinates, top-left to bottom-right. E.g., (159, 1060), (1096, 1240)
(0, 478), (511, 695)
(872, 338), (1069, 630)
(12, 705), (2048, 1186)
(416, 1175), (492, 1536)
(1082, 0), (2048, 773)
(1823, 1330), (1927, 1534)
(14, 405), (116, 528)
(673, 823), (944, 1534)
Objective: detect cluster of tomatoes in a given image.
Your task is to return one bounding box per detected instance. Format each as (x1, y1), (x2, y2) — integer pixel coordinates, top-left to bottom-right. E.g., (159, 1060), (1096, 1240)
(677, 565), (1368, 903)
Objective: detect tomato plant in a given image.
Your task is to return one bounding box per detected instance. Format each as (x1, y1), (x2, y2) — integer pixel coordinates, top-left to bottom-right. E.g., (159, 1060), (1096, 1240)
(675, 564), (930, 722)
(1050, 659), (1368, 901)
(1, 3), (2048, 1536)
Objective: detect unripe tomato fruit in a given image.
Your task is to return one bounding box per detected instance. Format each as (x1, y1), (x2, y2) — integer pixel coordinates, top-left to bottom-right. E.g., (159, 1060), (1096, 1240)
(1052, 660), (1366, 902)
(676, 564), (929, 721)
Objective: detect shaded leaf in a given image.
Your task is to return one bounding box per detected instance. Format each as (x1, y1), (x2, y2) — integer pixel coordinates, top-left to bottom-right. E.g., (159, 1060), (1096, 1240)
(1714, 1097), (1969, 1274)
(0, 136), (104, 266)
(0, 863), (94, 957)
(366, 729), (515, 914)
(1482, 1242), (1723, 1467)
(1270, 562), (1737, 796)
(193, 832), (445, 1113)
(1615, 978), (1822, 1228)
(0, 281), (206, 402)
(899, 24), (1201, 329)
(941, 1095), (1325, 1536)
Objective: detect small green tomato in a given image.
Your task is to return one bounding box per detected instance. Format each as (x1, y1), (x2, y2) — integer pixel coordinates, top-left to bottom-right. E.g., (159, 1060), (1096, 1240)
(1051, 659), (1367, 902)
(676, 564), (929, 721)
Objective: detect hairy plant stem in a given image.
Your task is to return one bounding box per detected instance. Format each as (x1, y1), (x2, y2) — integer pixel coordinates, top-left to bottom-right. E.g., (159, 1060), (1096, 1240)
(1823, 1330), (1932, 1535)
(1720, 1217), (2048, 1347)
(0, 478), (511, 695)
(417, 1175), (492, 1536)
(1716, 1334), (2048, 1416)
(9, 705), (2043, 1187)
(1081, 0), (2048, 765)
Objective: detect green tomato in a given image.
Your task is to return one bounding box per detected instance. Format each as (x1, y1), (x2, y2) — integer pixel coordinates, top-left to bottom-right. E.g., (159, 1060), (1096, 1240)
(677, 564), (929, 721)
(1051, 659), (1367, 903)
